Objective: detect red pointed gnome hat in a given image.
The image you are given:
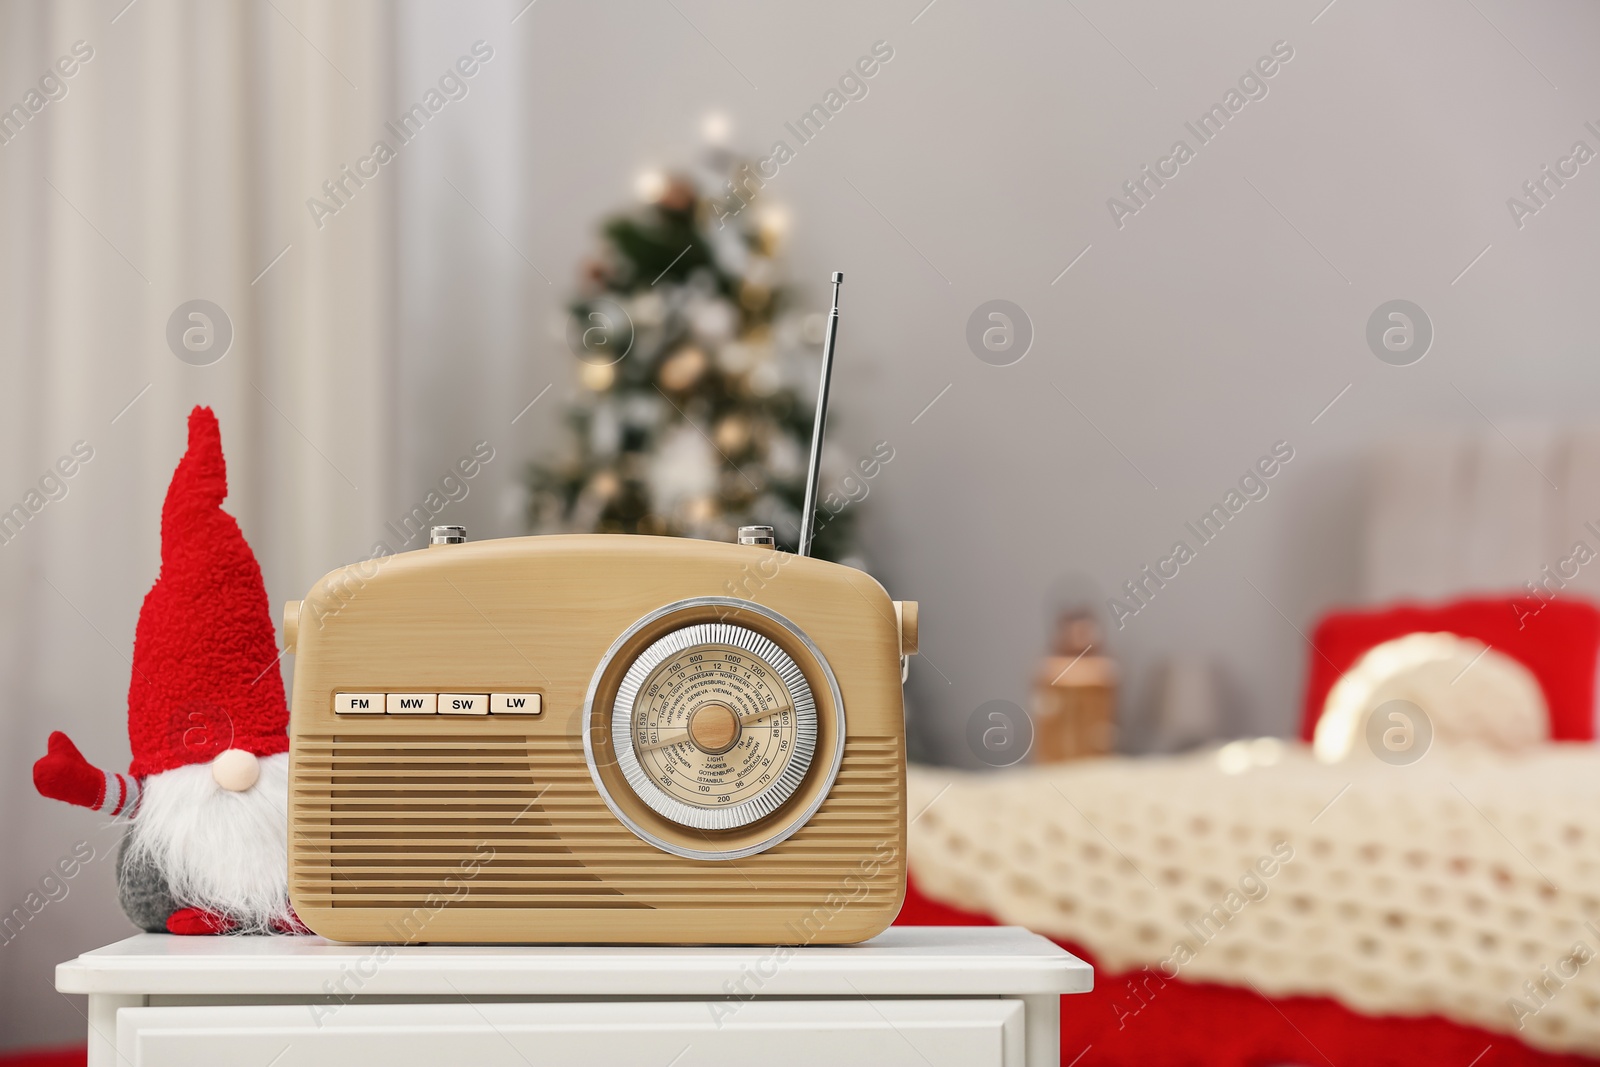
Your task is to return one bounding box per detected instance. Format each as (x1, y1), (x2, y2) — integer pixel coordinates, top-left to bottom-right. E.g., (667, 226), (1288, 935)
(125, 406), (288, 778)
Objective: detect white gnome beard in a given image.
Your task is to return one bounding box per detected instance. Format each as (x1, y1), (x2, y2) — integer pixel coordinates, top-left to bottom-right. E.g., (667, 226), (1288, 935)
(127, 752), (291, 932)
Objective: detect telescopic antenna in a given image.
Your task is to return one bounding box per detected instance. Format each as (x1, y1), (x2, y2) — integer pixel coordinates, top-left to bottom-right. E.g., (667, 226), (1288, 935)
(798, 271), (843, 557)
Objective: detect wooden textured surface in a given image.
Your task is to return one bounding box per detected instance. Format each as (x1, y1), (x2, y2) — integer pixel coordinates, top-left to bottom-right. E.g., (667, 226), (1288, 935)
(287, 534), (908, 944)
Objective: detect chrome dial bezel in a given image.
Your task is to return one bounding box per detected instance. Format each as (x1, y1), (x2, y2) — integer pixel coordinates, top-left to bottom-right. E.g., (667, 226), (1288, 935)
(612, 622), (815, 831)
(582, 597), (845, 861)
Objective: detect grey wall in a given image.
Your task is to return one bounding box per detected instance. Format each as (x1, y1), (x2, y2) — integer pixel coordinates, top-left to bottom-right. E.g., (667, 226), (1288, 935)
(395, 0), (1600, 762)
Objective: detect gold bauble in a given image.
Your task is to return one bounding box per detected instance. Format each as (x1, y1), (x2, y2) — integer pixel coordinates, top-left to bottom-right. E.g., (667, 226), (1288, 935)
(740, 283), (771, 311)
(713, 415), (751, 454)
(590, 469), (620, 500)
(684, 496), (718, 524)
(659, 346), (708, 391)
(756, 205), (790, 254)
(580, 361), (616, 390)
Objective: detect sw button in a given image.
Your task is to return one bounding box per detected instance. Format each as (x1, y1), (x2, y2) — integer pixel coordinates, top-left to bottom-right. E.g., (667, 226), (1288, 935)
(440, 693), (489, 715)
(491, 693), (542, 715)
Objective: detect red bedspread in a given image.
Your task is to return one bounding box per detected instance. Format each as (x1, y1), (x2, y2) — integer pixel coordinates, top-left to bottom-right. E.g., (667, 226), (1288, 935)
(896, 876), (1599, 1067)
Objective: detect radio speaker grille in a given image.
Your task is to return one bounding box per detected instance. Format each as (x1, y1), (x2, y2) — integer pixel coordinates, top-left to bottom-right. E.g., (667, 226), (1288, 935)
(291, 733), (901, 911)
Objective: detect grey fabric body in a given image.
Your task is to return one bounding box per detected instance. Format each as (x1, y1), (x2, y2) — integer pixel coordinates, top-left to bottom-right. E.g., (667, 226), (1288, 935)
(116, 834), (177, 933)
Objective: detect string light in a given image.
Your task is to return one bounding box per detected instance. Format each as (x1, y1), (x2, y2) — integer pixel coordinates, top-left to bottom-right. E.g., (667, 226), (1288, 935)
(701, 111), (731, 145)
(634, 168), (667, 203)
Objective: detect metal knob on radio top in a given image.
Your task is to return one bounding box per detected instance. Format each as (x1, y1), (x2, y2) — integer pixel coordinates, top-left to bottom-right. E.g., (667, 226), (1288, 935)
(738, 525), (776, 547)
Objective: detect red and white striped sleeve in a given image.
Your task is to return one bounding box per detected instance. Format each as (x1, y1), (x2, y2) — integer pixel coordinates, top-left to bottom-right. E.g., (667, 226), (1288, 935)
(92, 770), (143, 818)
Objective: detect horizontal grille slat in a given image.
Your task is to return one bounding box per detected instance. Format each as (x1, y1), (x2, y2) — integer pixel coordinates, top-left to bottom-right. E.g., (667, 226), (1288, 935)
(291, 732), (901, 911)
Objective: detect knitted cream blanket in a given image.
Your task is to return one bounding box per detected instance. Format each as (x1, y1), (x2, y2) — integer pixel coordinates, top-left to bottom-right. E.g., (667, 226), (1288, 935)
(907, 743), (1600, 1054)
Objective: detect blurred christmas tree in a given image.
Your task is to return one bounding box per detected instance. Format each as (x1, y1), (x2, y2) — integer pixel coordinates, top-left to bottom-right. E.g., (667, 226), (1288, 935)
(525, 137), (856, 562)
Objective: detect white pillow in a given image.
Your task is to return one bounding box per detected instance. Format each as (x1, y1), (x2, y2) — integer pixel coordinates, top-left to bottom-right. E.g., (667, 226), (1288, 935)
(1313, 631), (1548, 763)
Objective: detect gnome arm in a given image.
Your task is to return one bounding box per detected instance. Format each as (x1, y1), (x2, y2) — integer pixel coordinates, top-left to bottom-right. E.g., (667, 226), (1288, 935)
(33, 731), (142, 818)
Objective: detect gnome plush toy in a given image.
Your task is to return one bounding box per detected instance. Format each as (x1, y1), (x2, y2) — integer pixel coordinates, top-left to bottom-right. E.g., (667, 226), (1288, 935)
(33, 406), (300, 935)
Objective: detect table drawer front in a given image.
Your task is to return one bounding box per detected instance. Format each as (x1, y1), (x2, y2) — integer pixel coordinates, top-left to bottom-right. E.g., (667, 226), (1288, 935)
(118, 998), (1024, 1067)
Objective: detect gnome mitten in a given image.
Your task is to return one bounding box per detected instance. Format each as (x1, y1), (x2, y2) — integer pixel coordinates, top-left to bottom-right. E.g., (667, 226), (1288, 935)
(33, 731), (142, 816)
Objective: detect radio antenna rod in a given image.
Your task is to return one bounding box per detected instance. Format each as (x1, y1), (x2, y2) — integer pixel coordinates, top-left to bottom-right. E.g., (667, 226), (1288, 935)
(799, 272), (843, 558)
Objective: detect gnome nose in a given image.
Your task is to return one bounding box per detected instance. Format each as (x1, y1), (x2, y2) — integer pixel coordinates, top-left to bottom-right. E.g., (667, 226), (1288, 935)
(211, 749), (260, 792)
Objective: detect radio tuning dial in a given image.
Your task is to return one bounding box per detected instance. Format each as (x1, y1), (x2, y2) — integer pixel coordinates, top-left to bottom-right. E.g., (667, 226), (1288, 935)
(610, 621), (818, 832)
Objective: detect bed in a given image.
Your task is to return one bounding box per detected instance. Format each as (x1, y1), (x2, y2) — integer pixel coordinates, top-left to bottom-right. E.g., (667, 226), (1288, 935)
(895, 425), (1600, 1066)
(899, 741), (1600, 1066)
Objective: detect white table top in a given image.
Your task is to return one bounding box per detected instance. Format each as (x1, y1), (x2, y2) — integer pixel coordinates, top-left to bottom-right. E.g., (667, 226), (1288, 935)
(58, 926), (1091, 997)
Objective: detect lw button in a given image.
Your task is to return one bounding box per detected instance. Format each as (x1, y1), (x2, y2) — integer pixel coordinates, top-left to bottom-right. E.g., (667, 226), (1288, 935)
(491, 693), (542, 715)
(440, 693), (489, 715)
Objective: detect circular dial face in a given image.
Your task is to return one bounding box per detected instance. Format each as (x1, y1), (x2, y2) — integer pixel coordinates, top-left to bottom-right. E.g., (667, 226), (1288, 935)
(611, 622), (817, 831)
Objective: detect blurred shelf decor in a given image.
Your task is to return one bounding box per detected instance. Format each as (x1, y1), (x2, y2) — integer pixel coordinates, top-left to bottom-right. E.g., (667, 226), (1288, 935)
(1147, 655), (1224, 753)
(1029, 608), (1117, 761)
(524, 135), (857, 562)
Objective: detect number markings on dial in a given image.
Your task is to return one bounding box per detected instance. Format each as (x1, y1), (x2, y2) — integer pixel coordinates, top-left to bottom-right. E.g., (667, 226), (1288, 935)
(608, 618), (819, 834)
(636, 705), (793, 752)
(633, 644), (795, 809)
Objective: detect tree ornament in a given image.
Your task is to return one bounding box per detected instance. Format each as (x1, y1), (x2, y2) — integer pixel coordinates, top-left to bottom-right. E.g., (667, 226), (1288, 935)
(658, 346), (709, 392)
(748, 360), (782, 397)
(648, 423), (718, 510)
(688, 298), (738, 344)
(590, 469), (621, 501)
(580, 361), (616, 391)
(657, 175), (696, 213)
(714, 414), (752, 454)
(685, 495), (718, 525)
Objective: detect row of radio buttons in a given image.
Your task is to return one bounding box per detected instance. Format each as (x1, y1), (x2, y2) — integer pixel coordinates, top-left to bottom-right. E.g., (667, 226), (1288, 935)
(334, 693), (542, 716)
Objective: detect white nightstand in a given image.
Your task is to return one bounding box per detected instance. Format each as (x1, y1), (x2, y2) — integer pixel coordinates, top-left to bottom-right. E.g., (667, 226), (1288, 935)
(58, 927), (1090, 1067)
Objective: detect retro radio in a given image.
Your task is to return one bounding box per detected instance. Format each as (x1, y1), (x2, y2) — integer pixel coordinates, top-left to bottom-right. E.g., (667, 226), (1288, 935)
(284, 275), (917, 944)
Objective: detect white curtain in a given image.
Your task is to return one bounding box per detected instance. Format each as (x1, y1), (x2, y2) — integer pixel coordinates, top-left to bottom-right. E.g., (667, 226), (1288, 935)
(0, 1), (396, 1049)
